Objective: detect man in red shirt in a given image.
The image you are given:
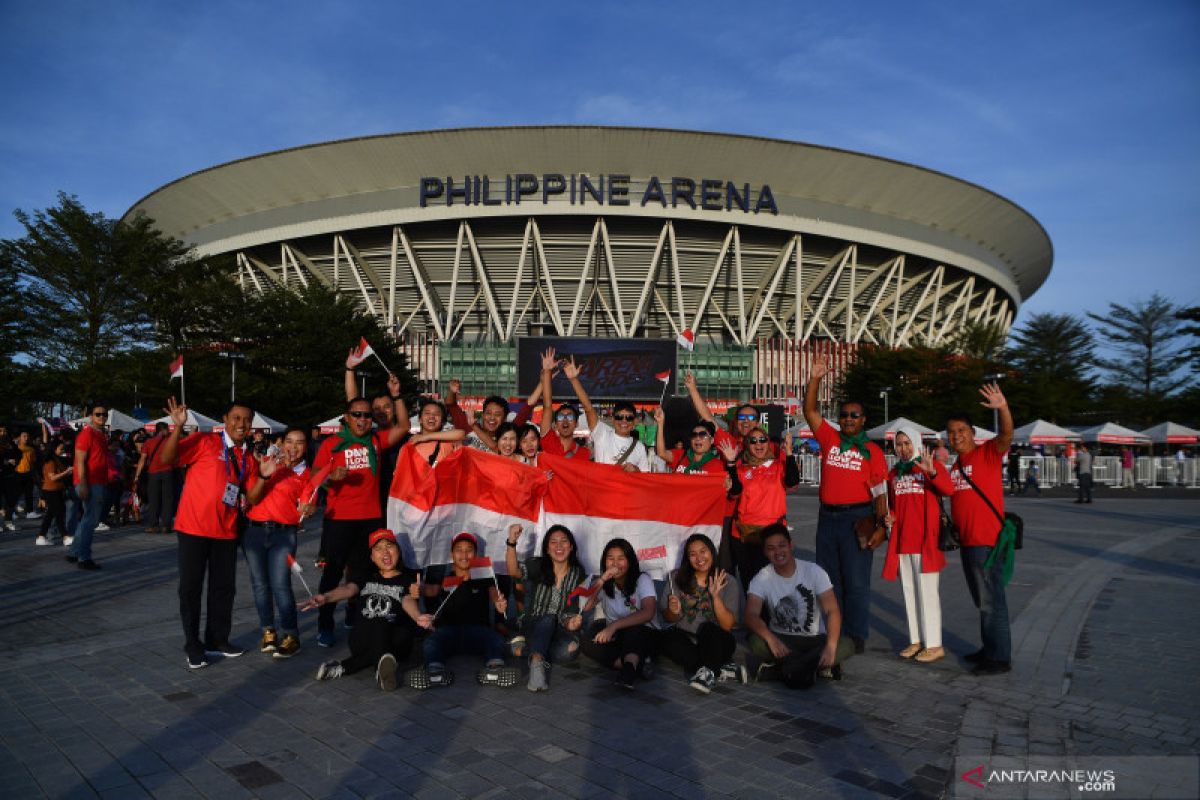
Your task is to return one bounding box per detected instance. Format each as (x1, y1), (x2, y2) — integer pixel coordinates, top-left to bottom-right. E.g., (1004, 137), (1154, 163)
(135, 421), (175, 533)
(536, 347), (591, 461)
(946, 382), (1014, 676)
(313, 375), (407, 647)
(804, 356), (888, 654)
(67, 404), (111, 570)
(158, 398), (256, 669)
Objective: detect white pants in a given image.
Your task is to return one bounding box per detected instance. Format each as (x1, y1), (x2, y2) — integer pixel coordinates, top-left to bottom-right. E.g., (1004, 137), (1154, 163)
(899, 554), (942, 648)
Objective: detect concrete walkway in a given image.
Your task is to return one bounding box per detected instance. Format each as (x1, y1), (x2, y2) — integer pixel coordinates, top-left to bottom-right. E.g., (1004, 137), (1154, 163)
(0, 493), (1196, 799)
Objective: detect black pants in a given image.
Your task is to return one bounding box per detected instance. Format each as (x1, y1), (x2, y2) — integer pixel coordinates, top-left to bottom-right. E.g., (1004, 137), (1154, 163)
(658, 623), (736, 674)
(580, 620), (656, 668)
(317, 517), (379, 632)
(1077, 474), (1093, 502)
(341, 619), (418, 675)
(38, 490), (67, 537)
(146, 471), (176, 529)
(2, 474), (26, 517)
(729, 532), (769, 590)
(177, 531), (238, 649)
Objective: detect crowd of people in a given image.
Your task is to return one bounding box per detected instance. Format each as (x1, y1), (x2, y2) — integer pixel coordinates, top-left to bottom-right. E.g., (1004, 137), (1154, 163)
(2, 346), (1020, 692)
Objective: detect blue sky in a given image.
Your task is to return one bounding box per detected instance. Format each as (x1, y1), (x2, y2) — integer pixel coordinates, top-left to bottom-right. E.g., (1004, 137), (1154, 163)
(2, 1), (1197, 324)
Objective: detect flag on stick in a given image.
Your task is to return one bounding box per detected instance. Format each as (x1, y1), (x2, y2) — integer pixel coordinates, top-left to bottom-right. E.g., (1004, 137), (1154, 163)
(468, 556), (500, 595)
(566, 581), (601, 612)
(169, 356), (184, 379)
(348, 336), (392, 375)
(432, 574), (463, 620)
(287, 554), (315, 600)
(676, 328), (695, 351)
(656, 369), (671, 403)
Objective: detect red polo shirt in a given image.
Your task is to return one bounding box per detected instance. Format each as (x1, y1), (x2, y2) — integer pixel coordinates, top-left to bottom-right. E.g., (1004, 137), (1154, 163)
(541, 433), (591, 461)
(144, 433), (174, 474)
(74, 425), (109, 486)
(950, 443), (1006, 547)
(246, 463), (311, 526)
(814, 420), (887, 505)
(174, 433), (251, 539)
(314, 431), (391, 520)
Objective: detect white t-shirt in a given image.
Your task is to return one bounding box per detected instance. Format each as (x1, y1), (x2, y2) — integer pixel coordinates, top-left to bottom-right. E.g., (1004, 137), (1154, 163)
(747, 559), (833, 637)
(599, 572), (656, 622)
(589, 421), (652, 471)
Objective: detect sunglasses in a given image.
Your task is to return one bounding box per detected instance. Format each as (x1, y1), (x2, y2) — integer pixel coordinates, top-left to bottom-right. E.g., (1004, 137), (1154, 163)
(691, 430), (712, 439)
(839, 411), (864, 419)
(736, 413), (757, 421)
(93, 412), (109, 418)
(347, 411), (372, 419)
(747, 436), (769, 445)
(555, 413), (576, 421)
(613, 414), (636, 422)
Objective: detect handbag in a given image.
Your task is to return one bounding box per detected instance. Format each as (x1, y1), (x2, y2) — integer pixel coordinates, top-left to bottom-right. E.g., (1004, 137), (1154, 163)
(853, 513), (887, 551)
(936, 496), (961, 551)
(953, 461), (1023, 550)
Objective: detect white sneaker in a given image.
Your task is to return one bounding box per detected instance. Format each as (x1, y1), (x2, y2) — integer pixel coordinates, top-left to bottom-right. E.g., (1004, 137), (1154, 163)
(95, 522), (110, 532)
(35, 536), (51, 546)
(63, 536), (74, 546)
(3, 521), (15, 532)
(25, 511), (42, 520)
(688, 666), (716, 694)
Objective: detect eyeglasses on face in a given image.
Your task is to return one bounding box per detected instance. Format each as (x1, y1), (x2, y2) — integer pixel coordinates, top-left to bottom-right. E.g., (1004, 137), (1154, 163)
(93, 412), (108, 418)
(347, 411), (372, 419)
(839, 411), (863, 419)
(613, 414), (636, 422)
(747, 436), (769, 444)
(691, 430), (712, 439)
(555, 413), (576, 421)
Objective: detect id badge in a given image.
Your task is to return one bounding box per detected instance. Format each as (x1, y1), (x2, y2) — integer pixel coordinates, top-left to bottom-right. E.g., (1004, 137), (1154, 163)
(222, 482), (240, 508)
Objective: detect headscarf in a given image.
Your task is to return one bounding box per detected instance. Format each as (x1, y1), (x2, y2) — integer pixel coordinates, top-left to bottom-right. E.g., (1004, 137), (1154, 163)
(893, 425), (926, 476)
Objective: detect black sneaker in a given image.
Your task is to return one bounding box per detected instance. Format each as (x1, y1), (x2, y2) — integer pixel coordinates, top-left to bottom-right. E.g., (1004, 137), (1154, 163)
(718, 662), (748, 685)
(616, 662), (637, 690)
(186, 646), (209, 670)
(205, 642), (245, 658)
(407, 666), (453, 690)
(639, 656), (655, 680)
(971, 659), (1012, 676)
(476, 662), (520, 688)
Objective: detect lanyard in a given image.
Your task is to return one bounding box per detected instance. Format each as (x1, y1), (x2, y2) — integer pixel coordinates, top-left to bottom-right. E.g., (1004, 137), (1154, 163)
(225, 445), (250, 486)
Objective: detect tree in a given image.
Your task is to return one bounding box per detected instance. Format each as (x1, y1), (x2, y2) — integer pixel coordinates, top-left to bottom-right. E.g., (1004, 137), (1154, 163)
(1177, 306), (1200, 375)
(946, 319), (1007, 361)
(1086, 294), (1191, 405)
(1004, 312), (1094, 423)
(0, 257), (30, 420)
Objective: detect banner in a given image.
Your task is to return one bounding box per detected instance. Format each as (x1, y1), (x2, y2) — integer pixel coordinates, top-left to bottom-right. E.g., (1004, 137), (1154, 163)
(386, 447), (726, 578)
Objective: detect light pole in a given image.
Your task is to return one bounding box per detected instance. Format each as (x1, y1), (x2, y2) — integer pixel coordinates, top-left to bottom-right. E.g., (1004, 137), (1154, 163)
(983, 372), (1004, 433)
(218, 352), (246, 403)
(879, 386), (892, 422)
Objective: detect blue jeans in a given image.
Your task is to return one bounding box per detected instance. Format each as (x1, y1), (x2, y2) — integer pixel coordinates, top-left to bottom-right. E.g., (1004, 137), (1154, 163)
(71, 484), (107, 561)
(241, 523), (299, 635)
(522, 614), (581, 663)
(423, 624), (505, 667)
(66, 485), (81, 538)
(815, 503), (876, 641)
(960, 545), (1011, 663)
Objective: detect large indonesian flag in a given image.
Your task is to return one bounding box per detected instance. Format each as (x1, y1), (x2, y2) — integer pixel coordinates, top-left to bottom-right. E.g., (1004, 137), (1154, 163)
(386, 447), (727, 578)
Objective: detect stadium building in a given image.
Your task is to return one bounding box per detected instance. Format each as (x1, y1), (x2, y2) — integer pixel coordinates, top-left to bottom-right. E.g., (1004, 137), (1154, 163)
(124, 126), (1052, 402)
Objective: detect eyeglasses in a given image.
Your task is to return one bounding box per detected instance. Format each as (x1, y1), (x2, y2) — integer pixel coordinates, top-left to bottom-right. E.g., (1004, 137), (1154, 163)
(555, 414), (576, 421)
(838, 411), (863, 419)
(613, 414), (636, 422)
(93, 412), (108, 418)
(347, 411), (372, 419)
(736, 413), (757, 421)
(691, 430), (712, 439)
(747, 436), (769, 444)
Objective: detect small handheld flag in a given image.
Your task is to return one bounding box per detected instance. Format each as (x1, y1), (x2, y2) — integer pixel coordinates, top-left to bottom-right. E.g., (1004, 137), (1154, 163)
(432, 574), (463, 620)
(168, 356), (185, 405)
(655, 369), (671, 403)
(468, 556), (500, 595)
(566, 581), (601, 611)
(287, 554), (315, 600)
(676, 328), (695, 351)
(348, 336), (392, 375)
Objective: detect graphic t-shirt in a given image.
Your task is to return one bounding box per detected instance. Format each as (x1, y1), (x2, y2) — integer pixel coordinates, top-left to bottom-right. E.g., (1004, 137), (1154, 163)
(355, 569), (417, 625)
(814, 420), (887, 505)
(174, 433), (251, 539)
(74, 425), (109, 486)
(950, 443), (1006, 547)
(314, 430), (391, 520)
(668, 448), (726, 476)
(667, 568), (742, 635)
(598, 572), (656, 622)
(246, 462), (311, 525)
(747, 559), (832, 637)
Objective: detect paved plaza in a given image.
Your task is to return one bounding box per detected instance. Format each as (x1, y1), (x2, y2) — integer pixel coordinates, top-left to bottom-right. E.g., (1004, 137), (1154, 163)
(1, 491), (1197, 799)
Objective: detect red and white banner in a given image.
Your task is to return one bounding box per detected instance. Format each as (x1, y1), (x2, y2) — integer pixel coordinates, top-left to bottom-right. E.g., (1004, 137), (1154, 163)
(386, 447), (726, 578)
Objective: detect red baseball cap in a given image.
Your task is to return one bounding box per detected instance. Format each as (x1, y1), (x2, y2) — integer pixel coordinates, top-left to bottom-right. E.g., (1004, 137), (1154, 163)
(369, 529), (398, 548)
(450, 531), (478, 550)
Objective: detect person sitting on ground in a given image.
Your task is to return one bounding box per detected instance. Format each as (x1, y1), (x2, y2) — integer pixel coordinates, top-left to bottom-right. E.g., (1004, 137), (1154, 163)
(579, 538), (659, 689)
(660, 533), (747, 694)
(882, 428), (952, 663)
(505, 522), (587, 691)
(414, 532), (516, 688)
(305, 529), (433, 690)
(743, 524), (853, 688)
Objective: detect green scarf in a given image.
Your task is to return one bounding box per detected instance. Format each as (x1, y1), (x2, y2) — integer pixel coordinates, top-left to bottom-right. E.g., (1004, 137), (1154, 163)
(984, 519), (1017, 585)
(895, 456), (921, 476)
(683, 448), (719, 473)
(332, 424), (377, 474)
(839, 430), (872, 460)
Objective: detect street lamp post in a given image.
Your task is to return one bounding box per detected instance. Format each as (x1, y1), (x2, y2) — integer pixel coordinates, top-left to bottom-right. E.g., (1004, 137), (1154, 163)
(879, 386), (892, 423)
(218, 352), (246, 403)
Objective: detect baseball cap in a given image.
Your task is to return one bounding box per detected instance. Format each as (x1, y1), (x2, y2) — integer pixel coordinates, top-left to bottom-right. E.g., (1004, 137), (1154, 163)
(369, 529), (398, 548)
(450, 531), (478, 550)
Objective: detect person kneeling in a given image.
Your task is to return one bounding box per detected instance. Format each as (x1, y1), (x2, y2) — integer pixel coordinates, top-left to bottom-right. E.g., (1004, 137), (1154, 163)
(415, 532), (516, 689)
(303, 529), (432, 690)
(743, 524), (853, 689)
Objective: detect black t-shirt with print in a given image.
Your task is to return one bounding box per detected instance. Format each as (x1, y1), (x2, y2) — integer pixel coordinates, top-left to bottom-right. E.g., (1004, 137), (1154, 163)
(355, 569), (417, 626)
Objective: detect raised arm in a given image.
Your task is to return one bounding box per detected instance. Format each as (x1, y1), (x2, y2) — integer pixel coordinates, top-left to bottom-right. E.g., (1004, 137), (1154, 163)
(444, 379), (471, 432)
(156, 398), (189, 467)
(981, 382), (1014, 455)
(344, 349), (360, 403)
(683, 371), (715, 423)
(538, 348), (558, 436)
(504, 523), (522, 580)
(653, 407), (672, 462)
(803, 355), (830, 434)
(384, 374), (409, 447)
(563, 357), (598, 432)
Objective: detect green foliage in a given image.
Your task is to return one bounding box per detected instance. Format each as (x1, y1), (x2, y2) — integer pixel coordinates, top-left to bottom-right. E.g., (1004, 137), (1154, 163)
(1004, 312), (1094, 423)
(1086, 293), (1191, 406)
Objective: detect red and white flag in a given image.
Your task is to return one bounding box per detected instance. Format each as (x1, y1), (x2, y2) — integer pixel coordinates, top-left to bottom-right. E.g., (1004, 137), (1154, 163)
(286, 553), (304, 575)
(346, 337), (374, 368)
(655, 369), (671, 383)
(566, 581), (601, 610)
(676, 328), (695, 351)
(467, 556), (495, 582)
(387, 448), (726, 578)
(169, 356), (184, 380)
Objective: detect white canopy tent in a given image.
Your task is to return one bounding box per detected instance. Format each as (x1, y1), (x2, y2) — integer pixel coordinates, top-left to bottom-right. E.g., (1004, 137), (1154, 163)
(251, 412), (286, 433)
(866, 417), (937, 441)
(936, 425), (995, 442)
(1011, 419), (1081, 446)
(69, 408), (145, 433)
(143, 410), (222, 432)
(1139, 422), (1200, 445)
(1073, 423), (1151, 446)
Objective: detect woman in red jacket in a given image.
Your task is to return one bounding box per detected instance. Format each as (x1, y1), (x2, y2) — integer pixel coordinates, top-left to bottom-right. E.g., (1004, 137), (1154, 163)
(883, 426), (953, 663)
(718, 427), (798, 587)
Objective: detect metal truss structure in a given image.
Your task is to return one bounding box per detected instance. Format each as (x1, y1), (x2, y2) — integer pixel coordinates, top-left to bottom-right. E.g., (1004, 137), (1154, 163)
(234, 214), (1014, 350)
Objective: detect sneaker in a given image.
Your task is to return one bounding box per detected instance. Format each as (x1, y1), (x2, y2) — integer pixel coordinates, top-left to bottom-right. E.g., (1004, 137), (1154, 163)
(273, 634), (300, 659)
(260, 629), (278, 653)
(3, 521), (15, 531)
(204, 641), (244, 658)
(186, 646), (209, 670)
(509, 635), (526, 658)
(407, 665), (453, 690)
(688, 666), (716, 694)
(25, 511), (42, 520)
(77, 560), (101, 570)
(95, 522), (110, 532)
(477, 662), (521, 688)
(527, 659), (549, 692)
(316, 660), (344, 680)
(35, 536), (51, 546)
(317, 630), (335, 648)
(639, 656), (655, 680)
(376, 654), (398, 691)
(718, 662), (748, 685)
(63, 536), (74, 547)
(616, 662), (637, 690)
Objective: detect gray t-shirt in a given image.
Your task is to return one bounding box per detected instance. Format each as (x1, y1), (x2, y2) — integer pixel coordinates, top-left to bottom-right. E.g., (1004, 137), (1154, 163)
(1077, 450), (1093, 476)
(666, 569), (743, 635)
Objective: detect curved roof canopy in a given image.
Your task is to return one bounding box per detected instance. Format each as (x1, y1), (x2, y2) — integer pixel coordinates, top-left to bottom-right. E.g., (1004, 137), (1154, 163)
(124, 126), (1052, 305)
